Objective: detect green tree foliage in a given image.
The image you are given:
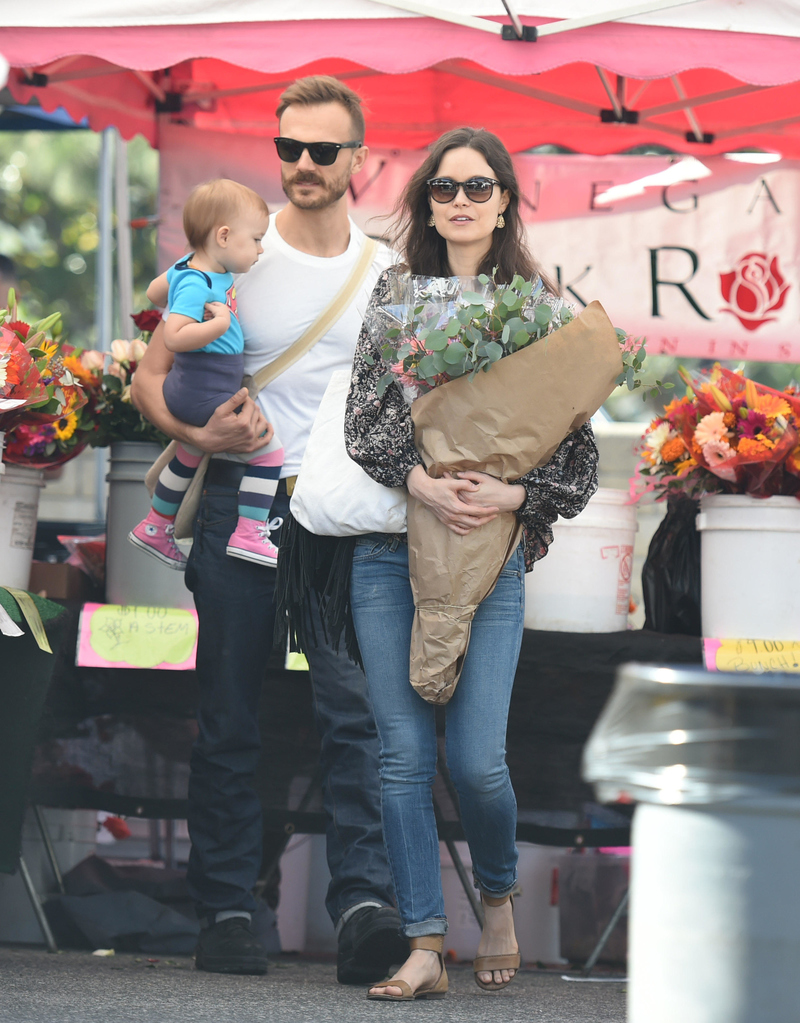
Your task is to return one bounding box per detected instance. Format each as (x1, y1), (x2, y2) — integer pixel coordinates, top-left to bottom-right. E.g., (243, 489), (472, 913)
(0, 130), (158, 346)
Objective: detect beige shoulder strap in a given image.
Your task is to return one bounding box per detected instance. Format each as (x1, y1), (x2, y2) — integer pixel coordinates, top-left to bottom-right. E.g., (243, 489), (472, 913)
(247, 235), (379, 396)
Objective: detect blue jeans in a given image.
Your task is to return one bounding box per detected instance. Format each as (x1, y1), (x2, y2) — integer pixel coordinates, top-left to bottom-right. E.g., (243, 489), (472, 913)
(350, 535), (524, 938)
(183, 476), (395, 923)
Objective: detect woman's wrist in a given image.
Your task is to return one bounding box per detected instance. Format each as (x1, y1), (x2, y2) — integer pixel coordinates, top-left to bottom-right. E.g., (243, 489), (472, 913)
(507, 483), (527, 512)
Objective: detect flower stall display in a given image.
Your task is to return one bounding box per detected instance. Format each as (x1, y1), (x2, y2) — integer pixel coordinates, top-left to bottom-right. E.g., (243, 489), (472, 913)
(634, 365), (800, 644)
(0, 294), (88, 471)
(2, 307), (167, 469)
(366, 270), (639, 703)
(633, 364), (800, 502)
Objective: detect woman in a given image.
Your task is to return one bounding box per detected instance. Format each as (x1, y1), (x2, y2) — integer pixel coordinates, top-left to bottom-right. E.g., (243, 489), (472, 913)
(344, 127), (599, 1001)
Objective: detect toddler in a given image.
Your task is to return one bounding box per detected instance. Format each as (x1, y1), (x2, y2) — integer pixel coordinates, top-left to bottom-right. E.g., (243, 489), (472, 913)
(129, 178), (284, 568)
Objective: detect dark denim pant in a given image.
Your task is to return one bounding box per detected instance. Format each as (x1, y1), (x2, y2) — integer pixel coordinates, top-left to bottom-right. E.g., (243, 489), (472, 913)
(183, 476), (394, 923)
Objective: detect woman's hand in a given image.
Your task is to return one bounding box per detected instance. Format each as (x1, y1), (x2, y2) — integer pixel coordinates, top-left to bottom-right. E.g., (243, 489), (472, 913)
(454, 471), (526, 514)
(406, 465), (500, 535)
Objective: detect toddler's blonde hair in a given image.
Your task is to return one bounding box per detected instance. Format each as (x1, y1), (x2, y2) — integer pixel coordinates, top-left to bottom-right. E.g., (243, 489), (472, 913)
(183, 178), (269, 251)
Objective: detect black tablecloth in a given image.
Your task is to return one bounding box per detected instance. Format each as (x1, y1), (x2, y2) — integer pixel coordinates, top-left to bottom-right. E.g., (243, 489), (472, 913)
(22, 603), (702, 847)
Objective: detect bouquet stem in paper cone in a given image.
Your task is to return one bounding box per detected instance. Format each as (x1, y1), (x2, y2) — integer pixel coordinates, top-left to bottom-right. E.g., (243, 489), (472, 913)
(407, 495), (522, 704)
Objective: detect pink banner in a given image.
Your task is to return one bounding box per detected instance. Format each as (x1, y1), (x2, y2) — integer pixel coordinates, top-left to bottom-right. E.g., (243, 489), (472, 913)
(159, 124), (800, 362)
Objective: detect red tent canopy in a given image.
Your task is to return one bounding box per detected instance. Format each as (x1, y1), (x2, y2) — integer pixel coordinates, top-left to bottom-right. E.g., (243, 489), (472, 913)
(3, 7), (800, 154)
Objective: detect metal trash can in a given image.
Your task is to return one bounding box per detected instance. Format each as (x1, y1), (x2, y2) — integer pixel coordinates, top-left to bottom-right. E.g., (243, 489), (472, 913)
(583, 663), (800, 1023)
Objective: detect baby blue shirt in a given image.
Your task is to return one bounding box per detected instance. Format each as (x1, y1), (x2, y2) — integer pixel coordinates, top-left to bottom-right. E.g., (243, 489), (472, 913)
(166, 257), (244, 355)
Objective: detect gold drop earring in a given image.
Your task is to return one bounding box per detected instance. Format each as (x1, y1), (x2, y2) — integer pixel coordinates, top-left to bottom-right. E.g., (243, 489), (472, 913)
(427, 213), (436, 227)
(496, 213), (506, 229)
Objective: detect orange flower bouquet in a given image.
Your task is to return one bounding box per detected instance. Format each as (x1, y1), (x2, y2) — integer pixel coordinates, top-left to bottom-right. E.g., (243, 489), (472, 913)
(0, 293), (88, 471)
(633, 364), (800, 502)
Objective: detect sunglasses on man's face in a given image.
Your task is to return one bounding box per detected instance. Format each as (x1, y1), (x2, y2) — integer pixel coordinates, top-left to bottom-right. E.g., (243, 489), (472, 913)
(274, 137), (363, 167)
(426, 177), (502, 204)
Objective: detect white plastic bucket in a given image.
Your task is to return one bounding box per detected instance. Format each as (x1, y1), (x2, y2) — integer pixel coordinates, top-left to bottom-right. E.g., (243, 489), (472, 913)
(105, 441), (194, 609)
(629, 801), (800, 1023)
(696, 494), (800, 640)
(525, 488), (638, 632)
(0, 464), (45, 589)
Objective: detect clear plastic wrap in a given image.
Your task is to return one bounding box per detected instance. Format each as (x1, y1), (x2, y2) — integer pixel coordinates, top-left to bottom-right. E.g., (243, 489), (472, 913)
(583, 663), (800, 807)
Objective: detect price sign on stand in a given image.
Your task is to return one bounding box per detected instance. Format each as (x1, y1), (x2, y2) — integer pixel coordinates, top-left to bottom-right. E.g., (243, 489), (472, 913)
(704, 638), (800, 674)
(77, 602), (198, 670)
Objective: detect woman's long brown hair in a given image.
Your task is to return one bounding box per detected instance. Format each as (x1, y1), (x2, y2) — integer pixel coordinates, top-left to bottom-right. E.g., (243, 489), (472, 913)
(393, 127), (558, 291)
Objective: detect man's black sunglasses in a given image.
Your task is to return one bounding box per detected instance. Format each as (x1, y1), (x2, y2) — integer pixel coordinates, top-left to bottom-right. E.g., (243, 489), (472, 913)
(274, 137), (363, 166)
(427, 177), (502, 203)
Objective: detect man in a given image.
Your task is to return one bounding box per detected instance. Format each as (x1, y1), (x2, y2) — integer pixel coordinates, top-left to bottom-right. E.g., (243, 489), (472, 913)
(131, 76), (406, 983)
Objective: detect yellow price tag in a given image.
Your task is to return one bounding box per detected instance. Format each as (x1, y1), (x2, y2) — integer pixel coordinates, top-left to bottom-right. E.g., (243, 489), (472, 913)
(704, 637), (800, 674)
(77, 603), (198, 670)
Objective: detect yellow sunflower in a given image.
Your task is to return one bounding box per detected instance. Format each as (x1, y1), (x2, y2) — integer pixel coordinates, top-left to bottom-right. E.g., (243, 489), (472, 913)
(54, 413), (78, 441)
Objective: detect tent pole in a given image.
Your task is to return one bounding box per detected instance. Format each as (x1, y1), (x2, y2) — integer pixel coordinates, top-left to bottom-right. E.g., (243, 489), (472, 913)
(95, 127), (114, 525)
(536, 1), (701, 37)
(115, 132), (134, 341)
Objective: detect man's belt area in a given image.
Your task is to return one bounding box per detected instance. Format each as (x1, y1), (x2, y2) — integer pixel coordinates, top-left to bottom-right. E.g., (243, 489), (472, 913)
(205, 458), (297, 496)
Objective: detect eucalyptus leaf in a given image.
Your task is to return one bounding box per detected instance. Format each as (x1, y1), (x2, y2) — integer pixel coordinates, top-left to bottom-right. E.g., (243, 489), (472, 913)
(461, 291), (487, 305)
(377, 372), (394, 397)
(417, 354), (440, 378)
(534, 304), (552, 326)
(443, 341), (467, 364)
(485, 341), (503, 362)
(445, 317), (462, 337)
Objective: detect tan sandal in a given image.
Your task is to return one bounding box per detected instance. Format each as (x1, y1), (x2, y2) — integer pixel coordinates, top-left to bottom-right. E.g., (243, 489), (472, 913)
(474, 893), (521, 991)
(366, 935), (448, 1001)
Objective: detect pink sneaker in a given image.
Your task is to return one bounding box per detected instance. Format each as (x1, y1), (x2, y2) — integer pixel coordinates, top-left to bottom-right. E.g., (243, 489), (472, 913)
(226, 517), (281, 566)
(128, 510), (187, 570)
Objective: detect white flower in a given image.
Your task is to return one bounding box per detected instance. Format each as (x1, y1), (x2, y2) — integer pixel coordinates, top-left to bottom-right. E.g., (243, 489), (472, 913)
(129, 338), (148, 363)
(110, 339), (132, 365)
(645, 422), (676, 465)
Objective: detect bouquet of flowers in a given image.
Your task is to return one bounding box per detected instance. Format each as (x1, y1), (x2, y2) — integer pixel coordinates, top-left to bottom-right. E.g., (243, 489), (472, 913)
(77, 324), (167, 449)
(2, 308), (166, 468)
(375, 271), (651, 402)
(633, 364), (800, 502)
(364, 270), (626, 703)
(0, 294), (89, 471)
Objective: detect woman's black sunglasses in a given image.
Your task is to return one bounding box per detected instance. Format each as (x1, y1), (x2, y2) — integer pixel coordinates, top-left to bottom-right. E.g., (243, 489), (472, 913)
(274, 137), (363, 167)
(427, 177), (502, 204)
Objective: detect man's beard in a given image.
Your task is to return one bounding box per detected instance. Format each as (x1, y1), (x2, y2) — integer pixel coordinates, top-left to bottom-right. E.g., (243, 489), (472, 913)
(281, 167), (350, 210)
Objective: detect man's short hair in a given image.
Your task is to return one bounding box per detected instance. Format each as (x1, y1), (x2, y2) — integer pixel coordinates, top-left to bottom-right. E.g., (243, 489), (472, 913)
(276, 75), (365, 142)
(183, 179), (269, 251)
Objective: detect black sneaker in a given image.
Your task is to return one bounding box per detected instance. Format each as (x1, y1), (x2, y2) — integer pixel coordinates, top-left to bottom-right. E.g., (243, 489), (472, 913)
(337, 906), (410, 985)
(194, 917), (269, 975)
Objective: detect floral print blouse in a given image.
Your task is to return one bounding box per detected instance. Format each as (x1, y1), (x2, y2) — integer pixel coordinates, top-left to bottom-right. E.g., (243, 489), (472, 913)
(344, 268), (600, 571)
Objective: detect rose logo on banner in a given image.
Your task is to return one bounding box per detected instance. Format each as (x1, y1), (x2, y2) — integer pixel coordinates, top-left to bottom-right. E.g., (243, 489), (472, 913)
(719, 252), (790, 332)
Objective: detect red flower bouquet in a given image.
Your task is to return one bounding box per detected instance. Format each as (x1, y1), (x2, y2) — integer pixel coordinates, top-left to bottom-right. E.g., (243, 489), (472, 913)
(633, 364), (800, 502)
(0, 295), (89, 471)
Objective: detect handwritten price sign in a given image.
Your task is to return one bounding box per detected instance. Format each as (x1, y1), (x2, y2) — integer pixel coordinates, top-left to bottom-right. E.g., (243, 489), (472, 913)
(704, 637), (800, 674)
(77, 602), (198, 670)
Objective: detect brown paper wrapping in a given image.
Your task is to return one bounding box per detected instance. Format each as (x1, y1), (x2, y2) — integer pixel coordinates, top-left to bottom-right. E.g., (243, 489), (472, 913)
(407, 301), (622, 704)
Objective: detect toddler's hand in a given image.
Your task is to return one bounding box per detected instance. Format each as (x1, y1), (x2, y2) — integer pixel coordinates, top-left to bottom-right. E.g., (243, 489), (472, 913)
(205, 301), (231, 327)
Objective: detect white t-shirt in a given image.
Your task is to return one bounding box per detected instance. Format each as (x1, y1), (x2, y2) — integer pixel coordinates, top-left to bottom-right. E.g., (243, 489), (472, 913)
(234, 215), (395, 477)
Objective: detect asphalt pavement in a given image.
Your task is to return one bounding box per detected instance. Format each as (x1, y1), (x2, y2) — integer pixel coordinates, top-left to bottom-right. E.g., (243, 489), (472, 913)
(0, 947), (626, 1023)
